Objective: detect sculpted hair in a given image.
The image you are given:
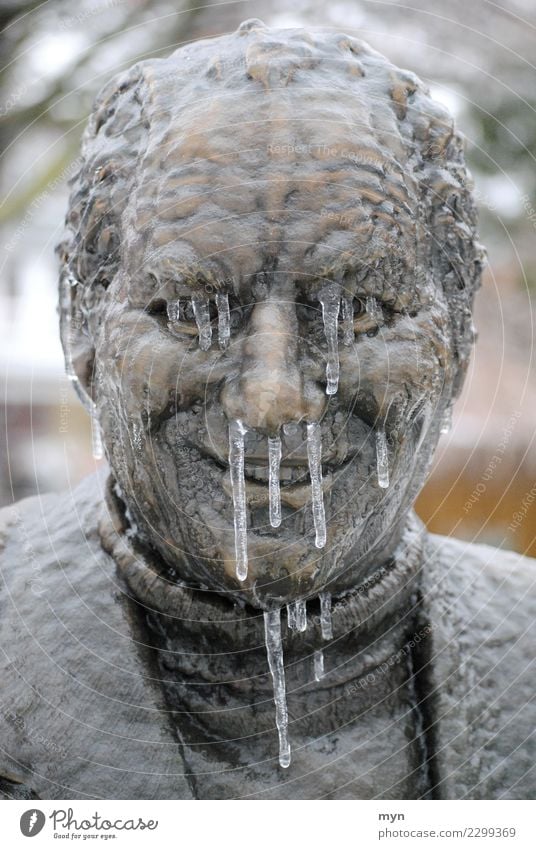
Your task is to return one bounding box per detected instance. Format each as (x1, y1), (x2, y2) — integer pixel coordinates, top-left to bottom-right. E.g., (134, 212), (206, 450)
(57, 23), (483, 388)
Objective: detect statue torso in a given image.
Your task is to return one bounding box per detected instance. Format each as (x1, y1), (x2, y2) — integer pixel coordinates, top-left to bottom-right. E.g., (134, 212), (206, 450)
(1, 470), (534, 800)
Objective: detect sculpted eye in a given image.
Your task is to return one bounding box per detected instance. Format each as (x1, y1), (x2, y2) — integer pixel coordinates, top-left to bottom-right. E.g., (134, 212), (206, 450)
(163, 294), (239, 351)
(146, 299), (167, 316)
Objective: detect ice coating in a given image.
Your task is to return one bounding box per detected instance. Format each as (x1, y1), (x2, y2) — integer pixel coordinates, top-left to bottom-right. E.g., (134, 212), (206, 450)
(314, 649), (325, 681)
(318, 286), (340, 394)
(91, 408), (104, 460)
(268, 436), (282, 528)
(192, 298), (212, 351)
(216, 293), (231, 350)
(376, 428), (390, 489)
(228, 419), (248, 581)
(306, 422), (326, 548)
(319, 591), (333, 640)
(341, 297), (354, 346)
(264, 608), (291, 769)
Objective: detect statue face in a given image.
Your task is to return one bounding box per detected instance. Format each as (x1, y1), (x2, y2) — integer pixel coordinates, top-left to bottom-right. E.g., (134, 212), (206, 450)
(60, 25), (480, 608)
(94, 167), (455, 607)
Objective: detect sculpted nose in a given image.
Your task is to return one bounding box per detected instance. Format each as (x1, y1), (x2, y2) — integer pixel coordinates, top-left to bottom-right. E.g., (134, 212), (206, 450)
(221, 298), (325, 433)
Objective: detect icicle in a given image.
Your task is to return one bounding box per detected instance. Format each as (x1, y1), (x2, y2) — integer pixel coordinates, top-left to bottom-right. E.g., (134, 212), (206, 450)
(268, 436), (282, 528)
(228, 419), (248, 581)
(216, 293), (231, 350)
(91, 406), (104, 460)
(318, 287), (340, 394)
(341, 297), (354, 346)
(440, 405), (452, 435)
(306, 422), (326, 548)
(314, 649), (325, 682)
(264, 609), (291, 768)
(287, 600), (306, 632)
(62, 273), (79, 383)
(192, 298), (212, 351)
(167, 300), (180, 323)
(376, 428), (389, 489)
(366, 295), (381, 323)
(287, 603), (298, 631)
(295, 599), (307, 632)
(319, 591), (333, 640)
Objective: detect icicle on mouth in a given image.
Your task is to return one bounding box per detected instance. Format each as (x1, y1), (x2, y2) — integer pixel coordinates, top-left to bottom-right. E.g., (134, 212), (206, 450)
(264, 608), (291, 768)
(192, 298), (212, 351)
(228, 419), (248, 581)
(287, 602), (298, 631)
(318, 285), (340, 395)
(286, 600), (307, 632)
(341, 297), (354, 346)
(376, 428), (390, 489)
(306, 422), (327, 548)
(268, 436), (282, 528)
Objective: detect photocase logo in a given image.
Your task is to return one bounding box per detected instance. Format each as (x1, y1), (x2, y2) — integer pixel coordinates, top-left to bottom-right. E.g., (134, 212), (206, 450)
(20, 809), (46, 837)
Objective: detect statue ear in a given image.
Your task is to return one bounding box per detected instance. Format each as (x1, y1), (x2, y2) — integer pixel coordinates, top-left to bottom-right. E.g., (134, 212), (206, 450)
(59, 269), (96, 407)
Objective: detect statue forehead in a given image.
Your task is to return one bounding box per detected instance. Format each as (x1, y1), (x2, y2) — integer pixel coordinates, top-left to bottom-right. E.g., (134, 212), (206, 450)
(122, 24), (421, 293)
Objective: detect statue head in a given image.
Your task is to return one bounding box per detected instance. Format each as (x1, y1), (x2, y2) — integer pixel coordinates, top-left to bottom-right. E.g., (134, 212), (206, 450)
(57, 20), (483, 608)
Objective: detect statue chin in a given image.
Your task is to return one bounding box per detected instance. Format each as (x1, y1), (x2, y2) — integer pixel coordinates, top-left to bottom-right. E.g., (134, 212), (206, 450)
(110, 397), (440, 607)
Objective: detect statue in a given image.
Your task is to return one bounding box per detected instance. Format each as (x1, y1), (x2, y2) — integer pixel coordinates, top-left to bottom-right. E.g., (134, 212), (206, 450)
(1, 20), (535, 801)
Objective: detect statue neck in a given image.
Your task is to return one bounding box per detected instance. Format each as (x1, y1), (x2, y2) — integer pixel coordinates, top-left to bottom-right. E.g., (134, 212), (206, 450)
(99, 478), (427, 755)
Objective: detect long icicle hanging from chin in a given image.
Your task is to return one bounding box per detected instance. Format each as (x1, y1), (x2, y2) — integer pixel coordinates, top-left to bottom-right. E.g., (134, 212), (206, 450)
(264, 608), (291, 768)
(229, 419), (248, 581)
(268, 436), (282, 528)
(306, 422), (326, 548)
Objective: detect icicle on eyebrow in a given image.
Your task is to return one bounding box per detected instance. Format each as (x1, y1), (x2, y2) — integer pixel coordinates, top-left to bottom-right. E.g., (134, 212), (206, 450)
(314, 649), (325, 681)
(264, 608), (291, 768)
(341, 297), (354, 346)
(306, 422), (326, 548)
(376, 428), (390, 489)
(167, 300), (180, 323)
(366, 296), (381, 323)
(216, 293), (230, 350)
(318, 285), (340, 395)
(192, 298), (212, 350)
(228, 419), (248, 581)
(268, 436), (282, 528)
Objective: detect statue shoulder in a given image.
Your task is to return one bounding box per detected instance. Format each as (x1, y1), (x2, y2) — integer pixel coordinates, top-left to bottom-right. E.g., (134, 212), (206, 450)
(421, 533), (536, 799)
(0, 469), (191, 800)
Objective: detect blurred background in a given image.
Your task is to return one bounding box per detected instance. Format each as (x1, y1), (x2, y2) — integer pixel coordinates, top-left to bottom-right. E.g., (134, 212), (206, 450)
(1, 0), (535, 555)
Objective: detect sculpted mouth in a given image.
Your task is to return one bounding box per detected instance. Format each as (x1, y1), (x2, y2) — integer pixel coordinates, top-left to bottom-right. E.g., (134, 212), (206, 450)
(194, 443), (354, 484)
